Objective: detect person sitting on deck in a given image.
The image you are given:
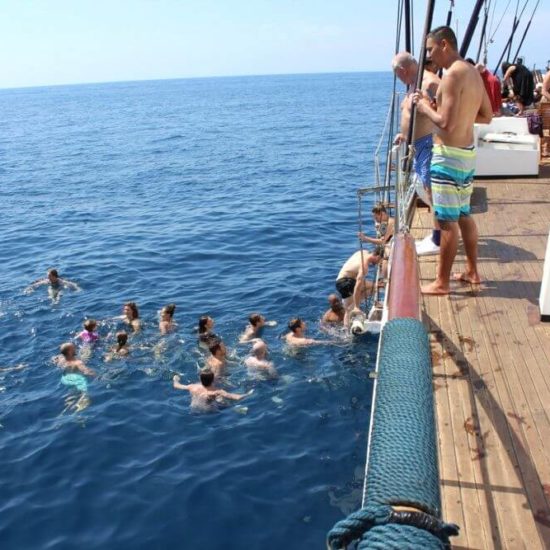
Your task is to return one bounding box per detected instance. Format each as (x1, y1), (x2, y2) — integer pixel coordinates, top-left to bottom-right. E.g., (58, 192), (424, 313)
(335, 250), (381, 325)
(285, 318), (333, 346)
(206, 339), (227, 377)
(173, 370), (252, 412)
(26, 268), (81, 296)
(321, 294), (345, 325)
(244, 340), (277, 378)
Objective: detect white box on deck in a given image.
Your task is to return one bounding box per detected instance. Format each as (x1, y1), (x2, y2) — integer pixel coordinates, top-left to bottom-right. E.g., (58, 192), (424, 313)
(474, 117), (539, 178)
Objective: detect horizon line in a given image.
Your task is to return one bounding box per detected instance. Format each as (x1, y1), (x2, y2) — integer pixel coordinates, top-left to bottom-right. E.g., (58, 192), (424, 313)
(0, 69), (392, 92)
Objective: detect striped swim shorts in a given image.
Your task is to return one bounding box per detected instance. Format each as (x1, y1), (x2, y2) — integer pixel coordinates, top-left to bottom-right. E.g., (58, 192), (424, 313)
(430, 144), (476, 222)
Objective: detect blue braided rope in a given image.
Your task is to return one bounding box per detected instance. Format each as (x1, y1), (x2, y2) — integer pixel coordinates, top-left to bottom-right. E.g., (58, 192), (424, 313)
(327, 319), (460, 548)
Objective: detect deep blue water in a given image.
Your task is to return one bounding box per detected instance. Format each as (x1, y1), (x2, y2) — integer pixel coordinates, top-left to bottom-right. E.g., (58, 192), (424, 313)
(0, 72), (393, 549)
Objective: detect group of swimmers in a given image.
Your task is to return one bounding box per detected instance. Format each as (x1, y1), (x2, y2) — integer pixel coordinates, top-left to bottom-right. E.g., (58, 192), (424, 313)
(25, 264), (380, 412)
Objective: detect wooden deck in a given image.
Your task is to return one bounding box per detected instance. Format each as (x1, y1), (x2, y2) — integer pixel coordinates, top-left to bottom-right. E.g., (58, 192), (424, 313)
(414, 164), (550, 550)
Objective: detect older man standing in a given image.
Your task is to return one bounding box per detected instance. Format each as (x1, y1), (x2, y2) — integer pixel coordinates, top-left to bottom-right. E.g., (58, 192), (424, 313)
(413, 26), (492, 295)
(392, 51), (441, 255)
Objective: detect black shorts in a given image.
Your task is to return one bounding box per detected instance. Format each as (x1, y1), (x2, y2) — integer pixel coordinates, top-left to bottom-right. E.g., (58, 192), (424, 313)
(335, 277), (356, 299)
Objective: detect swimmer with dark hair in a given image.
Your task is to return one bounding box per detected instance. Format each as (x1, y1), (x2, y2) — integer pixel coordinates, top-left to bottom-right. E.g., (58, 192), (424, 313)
(197, 315), (220, 349)
(173, 371), (252, 411)
(285, 318), (334, 346)
(159, 303), (176, 334)
(121, 302), (141, 332)
(105, 331), (130, 362)
(26, 268), (81, 299)
(239, 313), (277, 343)
(79, 319), (99, 344)
(321, 294), (345, 325)
(206, 339), (227, 377)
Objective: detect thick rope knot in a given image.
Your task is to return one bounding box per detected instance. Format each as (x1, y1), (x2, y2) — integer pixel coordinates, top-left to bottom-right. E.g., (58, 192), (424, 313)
(327, 505), (459, 549)
(388, 509), (460, 541)
(326, 505), (394, 549)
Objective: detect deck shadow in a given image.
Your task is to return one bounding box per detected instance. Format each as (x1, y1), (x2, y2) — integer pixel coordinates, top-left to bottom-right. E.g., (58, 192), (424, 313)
(470, 186), (488, 214)
(477, 238), (538, 262)
(424, 312), (550, 546)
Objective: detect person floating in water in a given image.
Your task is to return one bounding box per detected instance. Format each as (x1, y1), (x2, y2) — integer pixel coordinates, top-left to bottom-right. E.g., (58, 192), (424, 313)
(285, 318), (333, 346)
(25, 268), (81, 300)
(121, 302), (141, 332)
(78, 319), (99, 344)
(197, 315), (220, 349)
(321, 294), (345, 325)
(105, 331), (130, 361)
(206, 340), (227, 377)
(172, 370), (252, 412)
(159, 303), (176, 334)
(54, 342), (95, 411)
(244, 340), (277, 378)
(239, 313), (277, 343)
(335, 250), (381, 325)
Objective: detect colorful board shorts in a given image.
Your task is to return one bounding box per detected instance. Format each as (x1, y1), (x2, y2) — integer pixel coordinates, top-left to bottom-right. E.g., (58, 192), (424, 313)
(413, 134), (433, 190)
(430, 144), (476, 222)
(61, 373), (88, 393)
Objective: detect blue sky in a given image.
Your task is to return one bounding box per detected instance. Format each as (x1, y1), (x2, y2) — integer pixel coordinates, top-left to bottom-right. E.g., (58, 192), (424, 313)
(0, 0), (547, 88)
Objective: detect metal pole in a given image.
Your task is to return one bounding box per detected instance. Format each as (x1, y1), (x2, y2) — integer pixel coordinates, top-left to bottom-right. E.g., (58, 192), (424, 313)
(404, 0), (412, 53)
(475, 1), (489, 63)
(459, 0), (485, 58)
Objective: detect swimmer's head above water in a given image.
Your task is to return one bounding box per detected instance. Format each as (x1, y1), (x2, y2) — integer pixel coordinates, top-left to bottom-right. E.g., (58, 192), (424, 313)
(200, 369), (215, 387)
(198, 316), (214, 334)
(328, 294), (343, 311)
(249, 313), (265, 328)
(83, 319), (97, 333)
(116, 331), (128, 348)
(48, 268), (60, 285)
(60, 342), (76, 360)
(288, 318), (305, 334)
(208, 340), (226, 358)
(251, 340), (267, 358)
(161, 304), (176, 320)
(123, 302), (139, 320)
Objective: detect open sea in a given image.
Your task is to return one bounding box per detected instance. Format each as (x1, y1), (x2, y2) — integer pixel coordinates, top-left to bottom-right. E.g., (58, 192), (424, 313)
(0, 72), (393, 550)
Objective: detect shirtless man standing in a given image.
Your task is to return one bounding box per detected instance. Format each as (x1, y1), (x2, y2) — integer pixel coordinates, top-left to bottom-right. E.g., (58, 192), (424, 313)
(392, 51), (441, 255)
(413, 26), (492, 295)
(335, 250), (381, 324)
(173, 371), (251, 411)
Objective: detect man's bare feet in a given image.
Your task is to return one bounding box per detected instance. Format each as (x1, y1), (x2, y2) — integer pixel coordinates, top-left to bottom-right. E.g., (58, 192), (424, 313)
(421, 281), (450, 295)
(452, 272), (481, 285)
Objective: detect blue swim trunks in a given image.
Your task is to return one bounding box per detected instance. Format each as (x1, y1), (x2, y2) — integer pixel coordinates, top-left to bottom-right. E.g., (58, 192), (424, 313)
(413, 134), (433, 190)
(431, 144), (476, 222)
(61, 373), (88, 393)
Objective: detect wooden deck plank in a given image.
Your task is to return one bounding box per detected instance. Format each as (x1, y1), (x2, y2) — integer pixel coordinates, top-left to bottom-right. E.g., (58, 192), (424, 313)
(413, 167), (550, 549)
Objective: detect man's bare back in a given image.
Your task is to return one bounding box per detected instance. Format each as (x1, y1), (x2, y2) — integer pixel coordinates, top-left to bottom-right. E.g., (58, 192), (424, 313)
(337, 251), (372, 280)
(401, 71), (440, 140)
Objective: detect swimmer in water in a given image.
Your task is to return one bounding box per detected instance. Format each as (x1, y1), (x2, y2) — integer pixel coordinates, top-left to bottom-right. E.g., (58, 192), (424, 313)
(239, 313), (277, 343)
(121, 302), (141, 332)
(159, 303), (176, 334)
(244, 340), (277, 378)
(197, 315), (220, 348)
(321, 294), (345, 325)
(54, 343), (95, 411)
(206, 340), (227, 377)
(25, 268), (81, 298)
(78, 319), (99, 344)
(173, 370), (252, 411)
(105, 331), (130, 361)
(285, 318), (334, 346)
